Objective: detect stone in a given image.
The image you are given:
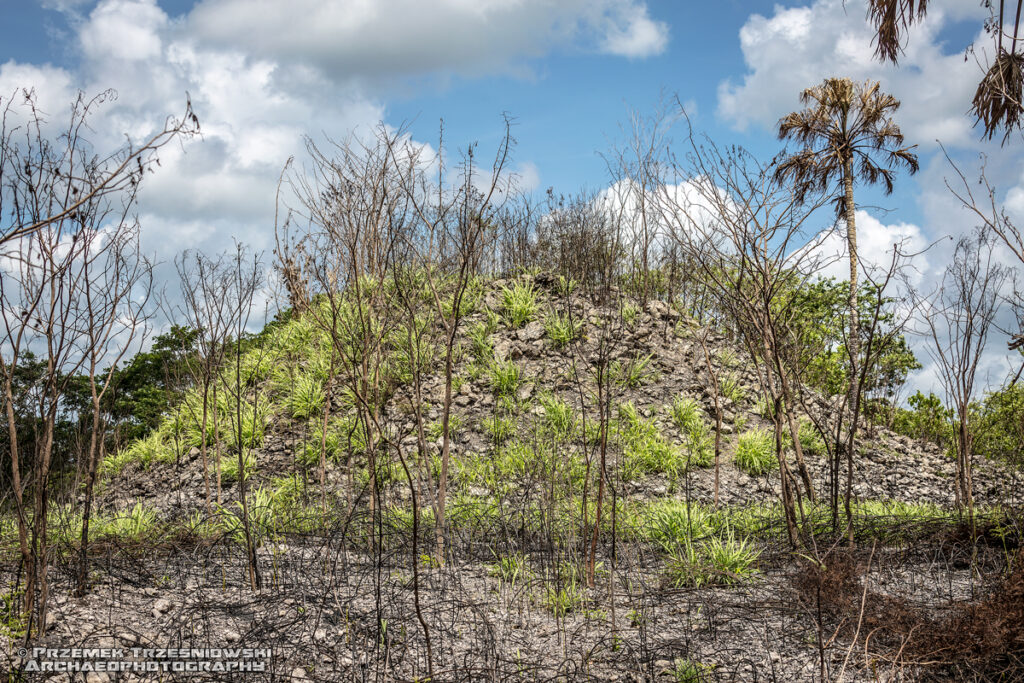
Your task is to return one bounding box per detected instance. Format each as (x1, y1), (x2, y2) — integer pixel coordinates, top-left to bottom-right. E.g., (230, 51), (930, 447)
(225, 629), (241, 643)
(291, 667), (309, 680)
(517, 321), (544, 342)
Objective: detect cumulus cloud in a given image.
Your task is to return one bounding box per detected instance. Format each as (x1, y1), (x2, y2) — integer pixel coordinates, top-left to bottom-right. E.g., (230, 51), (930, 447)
(717, 0), (987, 149)
(187, 0), (668, 81)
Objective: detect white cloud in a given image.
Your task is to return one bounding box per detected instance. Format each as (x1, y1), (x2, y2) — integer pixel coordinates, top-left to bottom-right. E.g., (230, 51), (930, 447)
(187, 0), (668, 81)
(810, 210), (929, 284)
(717, 0), (987, 149)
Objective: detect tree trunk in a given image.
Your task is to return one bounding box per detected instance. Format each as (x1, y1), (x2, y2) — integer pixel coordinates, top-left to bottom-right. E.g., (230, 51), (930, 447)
(842, 160), (860, 539)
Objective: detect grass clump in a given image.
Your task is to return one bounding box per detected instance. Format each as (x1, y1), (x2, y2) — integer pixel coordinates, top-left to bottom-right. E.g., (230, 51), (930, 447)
(540, 393), (576, 437)
(220, 450), (257, 484)
(620, 301), (640, 327)
(502, 281), (539, 328)
(799, 420), (826, 456)
(671, 396), (713, 467)
(734, 428), (776, 475)
(286, 371), (325, 420)
(489, 551), (531, 586)
(545, 311), (582, 348)
(616, 403), (683, 480)
(482, 414), (515, 444)
(489, 359), (522, 397)
(719, 372), (745, 404)
(665, 529), (760, 588)
(610, 354), (657, 389)
(99, 502), (160, 542)
(670, 658), (714, 682)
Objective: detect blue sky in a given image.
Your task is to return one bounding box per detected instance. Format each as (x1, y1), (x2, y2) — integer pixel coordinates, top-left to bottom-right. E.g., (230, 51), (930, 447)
(1, 0), (1021, 392)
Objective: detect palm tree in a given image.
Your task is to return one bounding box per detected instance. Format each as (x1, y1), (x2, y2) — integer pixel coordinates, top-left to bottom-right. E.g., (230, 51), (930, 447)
(775, 77), (918, 528)
(866, 0), (1023, 143)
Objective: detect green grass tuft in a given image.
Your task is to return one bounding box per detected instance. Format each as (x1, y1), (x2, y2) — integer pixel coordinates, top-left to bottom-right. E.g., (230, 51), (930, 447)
(734, 428), (777, 476)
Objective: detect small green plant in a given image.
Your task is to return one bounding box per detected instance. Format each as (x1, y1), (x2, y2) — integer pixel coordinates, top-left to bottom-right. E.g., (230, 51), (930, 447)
(482, 414), (515, 444)
(799, 420), (826, 456)
(616, 403), (682, 479)
(468, 320), (495, 361)
(540, 393), (576, 437)
(620, 301), (640, 326)
(545, 312), (582, 348)
(287, 371), (325, 419)
(490, 551), (531, 585)
(101, 502), (160, 542)
(734, 428), (776, 475)
(610, 354), (656, 389)
(555, 275), (578, 296)
(427, 415), (463, 441)
(671, 396), (703, 434)
(502, 281), (539, 328)
(220, 450), (257, 484)
(703, 529), (761, 584)
(754, 394), (778, 420)
(670, 658), (714, 682)
(719, 372), (745, 404)
(717, 348), (738, 369)
(489, 359), (522, 397)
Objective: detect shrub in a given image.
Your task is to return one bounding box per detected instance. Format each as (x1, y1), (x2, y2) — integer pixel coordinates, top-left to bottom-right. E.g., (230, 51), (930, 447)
(734, 428), (776, 475)
(502, 281), (539, 328)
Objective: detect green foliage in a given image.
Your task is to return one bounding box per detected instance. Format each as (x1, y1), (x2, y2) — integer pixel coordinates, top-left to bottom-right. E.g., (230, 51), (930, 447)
(489, 359), (523, 397)
(670, 395), (703, 434)
(540, 393), (576, 437)
(610, 354), (656, 389)
(973, 382), (1024, 467)
(225, 405), (267, 451)
(734, 428), (777, 475)
(502, 281), (539, 328)
(798, 420), (826, 456)
(555, 275), (578, 296)
(719, 373), (745, 404)
(616, 403), (683, 479)
(665, 530), (760, 588)
(99, 502), (160, 542)
(468, 320), (495, 361)
(671, 396), (713, 467)
(489, 551), (531, 585)
(110, 427), (177, 473)
(427, 414), (463, 441)
(645, 500), (715, 553)
(286, 371), (325, 420)
(620, 301), (640, 327)
(786, 278), (920, 400)
(482, 414), (515, 444)
(545, 311), (583, 348)
(220, 450), (257, 484)
(892, 391), (953, 449)
(670, 659), (713, 682)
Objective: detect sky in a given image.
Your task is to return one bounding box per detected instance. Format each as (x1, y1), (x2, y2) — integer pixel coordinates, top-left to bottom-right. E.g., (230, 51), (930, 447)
(1, 0), (1022, 397)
